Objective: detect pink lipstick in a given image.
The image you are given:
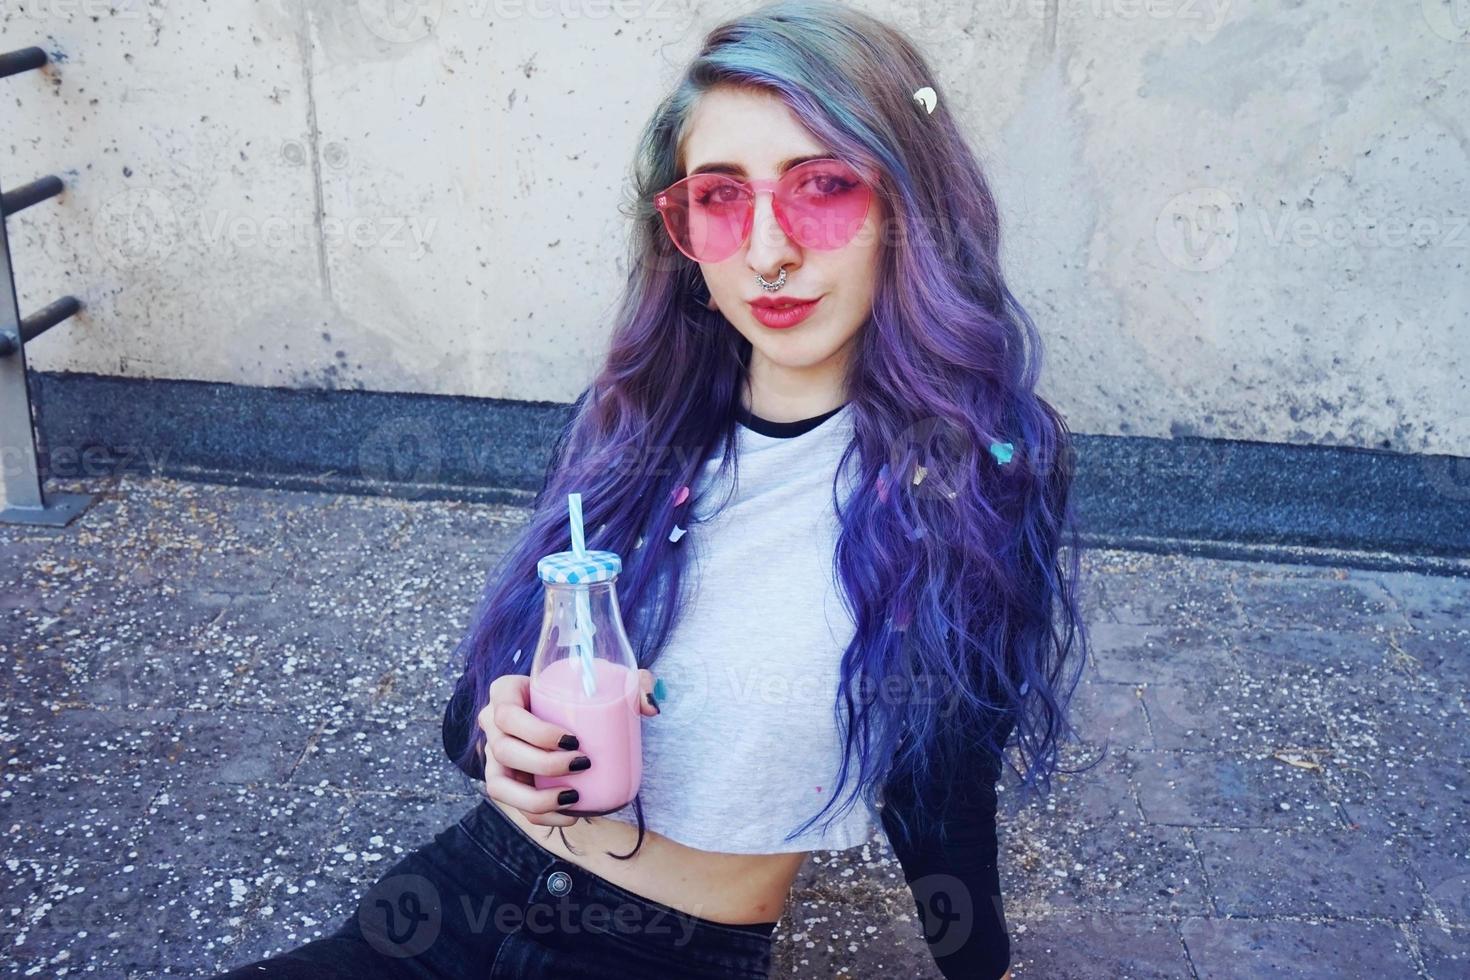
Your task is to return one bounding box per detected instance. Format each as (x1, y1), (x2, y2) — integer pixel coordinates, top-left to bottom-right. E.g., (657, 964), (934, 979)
(748, 295), (822, 329)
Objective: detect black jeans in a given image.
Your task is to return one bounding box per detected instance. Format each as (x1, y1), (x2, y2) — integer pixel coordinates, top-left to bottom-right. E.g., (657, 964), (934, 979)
(210, 798), (778, 979)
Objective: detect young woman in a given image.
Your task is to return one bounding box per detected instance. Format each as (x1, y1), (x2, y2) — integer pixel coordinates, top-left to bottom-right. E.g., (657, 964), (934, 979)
(214, 2), (1086, 978)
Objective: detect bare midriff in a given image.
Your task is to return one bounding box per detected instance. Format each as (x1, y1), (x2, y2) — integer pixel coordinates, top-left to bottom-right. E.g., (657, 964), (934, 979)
(490, 797), (808, 926)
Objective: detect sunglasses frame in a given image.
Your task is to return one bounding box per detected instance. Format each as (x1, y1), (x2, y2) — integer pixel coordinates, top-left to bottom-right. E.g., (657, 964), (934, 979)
(652, 157), (874, 264)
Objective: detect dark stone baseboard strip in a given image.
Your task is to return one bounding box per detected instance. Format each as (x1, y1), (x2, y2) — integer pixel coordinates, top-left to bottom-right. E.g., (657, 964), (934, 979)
(24, 371), (1470, 575)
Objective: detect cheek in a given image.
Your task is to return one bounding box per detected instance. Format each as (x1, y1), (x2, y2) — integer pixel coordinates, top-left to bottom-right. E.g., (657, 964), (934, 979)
(835, 245), (881, 309)
(841, 213), (884, 301)
(706, 263), (748, 298)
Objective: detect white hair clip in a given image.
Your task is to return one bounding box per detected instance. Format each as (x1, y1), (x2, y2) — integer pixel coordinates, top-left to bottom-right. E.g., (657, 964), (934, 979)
(912, 86), (938, 114)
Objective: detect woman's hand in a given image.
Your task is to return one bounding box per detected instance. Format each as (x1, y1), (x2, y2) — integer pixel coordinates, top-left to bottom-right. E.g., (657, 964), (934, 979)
(477, 668), (660, 827)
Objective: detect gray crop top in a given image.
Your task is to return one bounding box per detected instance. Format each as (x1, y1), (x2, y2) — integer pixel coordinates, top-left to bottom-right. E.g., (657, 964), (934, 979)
(595, 401), (877, 853)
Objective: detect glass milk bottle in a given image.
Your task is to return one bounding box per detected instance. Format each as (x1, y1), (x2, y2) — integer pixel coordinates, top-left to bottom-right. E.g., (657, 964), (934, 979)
(528, 549), (643, 817)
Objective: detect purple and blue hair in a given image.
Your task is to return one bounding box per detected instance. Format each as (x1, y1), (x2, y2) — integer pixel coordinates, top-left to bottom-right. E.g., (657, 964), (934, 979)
(447, 0), (1090, 858)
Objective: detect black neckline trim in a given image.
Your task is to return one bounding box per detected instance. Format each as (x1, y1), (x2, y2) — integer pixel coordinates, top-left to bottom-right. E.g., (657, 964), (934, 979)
(734, 402), (847, 438)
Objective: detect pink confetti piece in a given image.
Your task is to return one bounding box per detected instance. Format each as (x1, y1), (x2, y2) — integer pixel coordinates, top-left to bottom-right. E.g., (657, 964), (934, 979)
(672, 485), (690, 507)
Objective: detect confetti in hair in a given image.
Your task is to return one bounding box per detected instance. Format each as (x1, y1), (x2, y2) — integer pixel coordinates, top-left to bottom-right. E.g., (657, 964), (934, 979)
(450, 0), (1088, 860)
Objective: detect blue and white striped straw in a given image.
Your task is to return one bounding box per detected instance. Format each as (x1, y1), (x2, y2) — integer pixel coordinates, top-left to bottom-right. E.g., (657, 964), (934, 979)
(566, 493), (598, 697)
(568, 492), (587, 556)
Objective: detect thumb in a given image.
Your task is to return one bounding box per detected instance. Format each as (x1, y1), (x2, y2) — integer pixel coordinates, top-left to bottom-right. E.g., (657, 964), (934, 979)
(637, 669), (662, 717)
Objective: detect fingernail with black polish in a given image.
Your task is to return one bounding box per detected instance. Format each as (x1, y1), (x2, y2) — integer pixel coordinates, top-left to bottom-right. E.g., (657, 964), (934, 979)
(559, 734), (579, 751)
(569, 755), (591, 771)
(558, 789), (579, 806)
(645, 691), (661, 714)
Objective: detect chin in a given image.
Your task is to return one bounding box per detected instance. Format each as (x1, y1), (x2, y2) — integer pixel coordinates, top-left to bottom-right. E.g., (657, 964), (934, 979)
(748, 342), (848, 372)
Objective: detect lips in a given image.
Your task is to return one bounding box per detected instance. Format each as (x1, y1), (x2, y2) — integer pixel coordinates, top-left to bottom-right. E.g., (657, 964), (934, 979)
(748, 295), (823, 329)
(749, 295), (821, 308)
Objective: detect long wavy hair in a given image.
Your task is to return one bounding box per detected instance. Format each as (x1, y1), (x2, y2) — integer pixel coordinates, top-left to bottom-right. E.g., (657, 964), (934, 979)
(446, 0), (1090, 859)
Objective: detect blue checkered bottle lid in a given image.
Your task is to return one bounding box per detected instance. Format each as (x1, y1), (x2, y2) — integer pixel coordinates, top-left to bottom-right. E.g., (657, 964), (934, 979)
(536, 549), (622, 585)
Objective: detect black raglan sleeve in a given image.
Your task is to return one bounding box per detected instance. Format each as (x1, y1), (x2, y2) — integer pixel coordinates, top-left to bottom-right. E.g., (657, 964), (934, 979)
(442, 672), (481, 781)
(879, 710), (1016, 980)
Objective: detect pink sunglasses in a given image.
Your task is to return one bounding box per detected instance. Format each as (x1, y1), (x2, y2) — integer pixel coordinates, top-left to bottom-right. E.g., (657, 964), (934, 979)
(653, 157), (874, 264)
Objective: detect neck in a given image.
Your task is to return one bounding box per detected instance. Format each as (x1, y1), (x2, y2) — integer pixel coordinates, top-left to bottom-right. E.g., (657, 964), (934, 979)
(741, 344), (852, 422)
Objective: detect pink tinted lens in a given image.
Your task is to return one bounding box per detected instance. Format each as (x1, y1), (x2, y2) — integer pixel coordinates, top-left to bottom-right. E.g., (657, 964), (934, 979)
(656, 173), (753, 263)
(656, 160), (871, 263)
(775, 159), (872, 250)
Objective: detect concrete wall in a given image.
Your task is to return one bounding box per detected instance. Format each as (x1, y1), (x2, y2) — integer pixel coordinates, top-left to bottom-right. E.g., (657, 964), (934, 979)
(4, 0), (1466, 454)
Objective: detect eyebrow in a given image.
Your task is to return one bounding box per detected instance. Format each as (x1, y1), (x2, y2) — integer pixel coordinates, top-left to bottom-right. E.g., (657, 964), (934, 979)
(686, 153), (834, 178)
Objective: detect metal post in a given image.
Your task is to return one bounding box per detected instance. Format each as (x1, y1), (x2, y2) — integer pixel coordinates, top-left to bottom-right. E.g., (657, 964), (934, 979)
(0, 45), (92, 526)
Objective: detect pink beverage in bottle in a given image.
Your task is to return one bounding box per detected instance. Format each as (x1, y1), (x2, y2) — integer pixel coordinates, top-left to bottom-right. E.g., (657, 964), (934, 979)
(531, 655), (641, 815)
(528, 547), (643, 817)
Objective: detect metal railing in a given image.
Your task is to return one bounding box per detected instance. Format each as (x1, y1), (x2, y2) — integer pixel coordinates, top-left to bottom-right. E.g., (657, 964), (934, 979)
(0, 45), (91, 526)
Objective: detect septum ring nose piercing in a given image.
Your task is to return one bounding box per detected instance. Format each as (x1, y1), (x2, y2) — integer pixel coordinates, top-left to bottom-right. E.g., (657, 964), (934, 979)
(755, 267), (787, 292)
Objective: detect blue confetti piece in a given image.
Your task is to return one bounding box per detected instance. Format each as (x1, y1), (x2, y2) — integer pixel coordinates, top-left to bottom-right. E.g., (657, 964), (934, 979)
(988, 441), (1014, 465)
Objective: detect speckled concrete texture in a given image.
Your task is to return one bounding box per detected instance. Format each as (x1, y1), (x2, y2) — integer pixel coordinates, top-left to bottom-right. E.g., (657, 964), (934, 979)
(2, 475), (1466, 978)
(8, 7), (1468, 456)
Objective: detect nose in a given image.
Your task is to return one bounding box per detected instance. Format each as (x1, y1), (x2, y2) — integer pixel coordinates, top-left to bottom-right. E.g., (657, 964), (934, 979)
(744, 187), (800, 281)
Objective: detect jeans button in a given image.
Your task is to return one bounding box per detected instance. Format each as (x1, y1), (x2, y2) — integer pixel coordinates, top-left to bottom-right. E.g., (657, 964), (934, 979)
(547, 870), (572, 896)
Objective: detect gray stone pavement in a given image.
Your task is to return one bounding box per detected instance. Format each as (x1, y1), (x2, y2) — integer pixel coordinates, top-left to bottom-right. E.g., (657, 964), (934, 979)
(1, 474), (1466, 979)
